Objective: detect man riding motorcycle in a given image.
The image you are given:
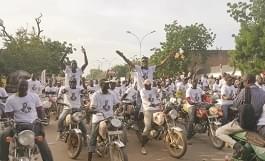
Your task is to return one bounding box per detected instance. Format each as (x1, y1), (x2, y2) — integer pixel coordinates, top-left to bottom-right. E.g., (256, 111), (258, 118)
(216, 74), (265, 155)
(87, 79), (119, 161)
(185, 79), (205, 140)
(220, 76), (236, 125)
(139, 79), (161, 155)
(0, 79), (54, 161)
(57, 78), (87, 142)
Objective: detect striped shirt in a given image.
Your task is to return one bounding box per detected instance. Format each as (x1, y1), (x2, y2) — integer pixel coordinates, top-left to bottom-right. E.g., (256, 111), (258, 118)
(233, 85), (265, 121)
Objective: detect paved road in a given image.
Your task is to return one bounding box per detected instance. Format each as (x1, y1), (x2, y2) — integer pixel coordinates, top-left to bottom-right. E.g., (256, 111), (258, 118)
(41, 120), (231, 161)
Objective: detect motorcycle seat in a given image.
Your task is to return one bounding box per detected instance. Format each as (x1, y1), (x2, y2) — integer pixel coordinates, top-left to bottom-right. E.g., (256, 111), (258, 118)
(246, 131), (265, 147)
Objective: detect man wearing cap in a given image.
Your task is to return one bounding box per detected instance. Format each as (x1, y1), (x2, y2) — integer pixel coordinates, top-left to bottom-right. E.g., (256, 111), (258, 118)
(60, 46), (88, 88)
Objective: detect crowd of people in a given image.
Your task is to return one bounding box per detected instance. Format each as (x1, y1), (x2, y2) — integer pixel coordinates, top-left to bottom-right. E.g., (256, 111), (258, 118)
(0, 48), (265, 161)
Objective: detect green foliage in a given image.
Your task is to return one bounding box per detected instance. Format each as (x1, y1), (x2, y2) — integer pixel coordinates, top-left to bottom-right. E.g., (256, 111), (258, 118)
(0, 23), (74, 75)
(150, 21), (216, 77)
(227, 0), (265, 74)
(86, 68), (105, 80)
(111, 64), (129, 78)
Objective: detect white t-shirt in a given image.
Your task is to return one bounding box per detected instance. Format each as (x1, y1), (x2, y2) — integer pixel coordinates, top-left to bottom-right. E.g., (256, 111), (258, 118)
(27, 79), (42, 95)
(176, 81), (185, 92)
(115, 86), (123, 98)
(64, 65), (83, 87)
(140, 88), (160, 111)
(44, 86), (57, 96)
(124, 87), (138, 102)
(186, 87), (204, 104)
(60, 87), (82, 108)
(109, 89), (120, 104)
(212, 83), (221, 92)
(0, 87), (8, 103)
(87, 86), (98, 93)
(135, 65), (156, 90)
(220, 84), (236, 105)
(90, 90), (118, 123)
(166, 83), (176, 95)
(5, 93), (41, 123)
(201, 77), (209, 87)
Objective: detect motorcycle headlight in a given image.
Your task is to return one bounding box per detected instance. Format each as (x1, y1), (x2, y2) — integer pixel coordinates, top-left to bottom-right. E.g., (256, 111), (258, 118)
(72, 112), (84, 122)
(209, 106), (219, 115)
(18, 130), (35, 146)
(111, 118), (122, 128)
(169, 109), (178, 120)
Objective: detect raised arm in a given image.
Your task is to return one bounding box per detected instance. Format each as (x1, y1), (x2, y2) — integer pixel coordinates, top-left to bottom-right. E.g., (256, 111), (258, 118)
(116, 50), (135, 69)
(156, 52), (174, 69)
(60, 52), (68, 70)
(81, 46), (88, 72)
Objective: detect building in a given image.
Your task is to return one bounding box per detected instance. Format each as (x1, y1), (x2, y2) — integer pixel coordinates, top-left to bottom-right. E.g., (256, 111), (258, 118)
(192, 50), (241, 76)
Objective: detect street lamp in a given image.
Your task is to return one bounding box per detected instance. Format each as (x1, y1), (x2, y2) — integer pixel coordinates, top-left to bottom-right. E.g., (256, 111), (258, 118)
(126, 30), (156, 58)
(0, 18), (3, 26)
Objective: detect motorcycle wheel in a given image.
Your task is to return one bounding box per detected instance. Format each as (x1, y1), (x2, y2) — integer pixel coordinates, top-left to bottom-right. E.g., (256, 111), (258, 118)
(208, 125), (225, 149)
(109, 146), (128, 161)
(67, 132), (82, 159)
(165, 131), (187, 159)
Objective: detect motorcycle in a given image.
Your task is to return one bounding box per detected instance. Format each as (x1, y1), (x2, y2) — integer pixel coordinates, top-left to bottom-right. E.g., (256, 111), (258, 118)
(167, 97), (189, 134)
(136, 104), (187, 159)
(81, 91), (91, 124)
(1, 119), (43, 161)
(42, 95), (58, 124)
(93, 112), (128, 161)
(223, 131), (265, 161)
(58, 102), (86, 159)
(115, 99), (136, 129)
(183, 97), (225, 149)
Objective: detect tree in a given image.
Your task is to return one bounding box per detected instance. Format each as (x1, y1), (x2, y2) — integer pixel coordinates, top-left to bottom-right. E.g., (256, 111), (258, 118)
(0, 14), (74, 76)
(227, 0), (265, 74)
(86, 68), (105, 80)
(150, 21), (216, 77)
(111, 64), (129, 78)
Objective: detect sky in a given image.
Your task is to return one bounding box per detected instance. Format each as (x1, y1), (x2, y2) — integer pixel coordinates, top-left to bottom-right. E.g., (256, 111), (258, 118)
(0, 0), (247, 75)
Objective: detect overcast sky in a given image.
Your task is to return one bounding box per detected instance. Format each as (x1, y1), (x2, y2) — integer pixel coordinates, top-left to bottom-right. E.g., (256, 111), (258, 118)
(0, 0), (246, 75)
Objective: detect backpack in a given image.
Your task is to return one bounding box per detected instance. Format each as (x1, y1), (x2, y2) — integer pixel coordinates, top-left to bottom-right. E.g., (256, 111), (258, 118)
(238, 87), (256, 131)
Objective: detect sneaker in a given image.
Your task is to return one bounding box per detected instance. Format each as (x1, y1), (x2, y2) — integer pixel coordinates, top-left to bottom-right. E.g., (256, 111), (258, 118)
(141, 147), (147, 155)
(56, 132), (63, 141)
